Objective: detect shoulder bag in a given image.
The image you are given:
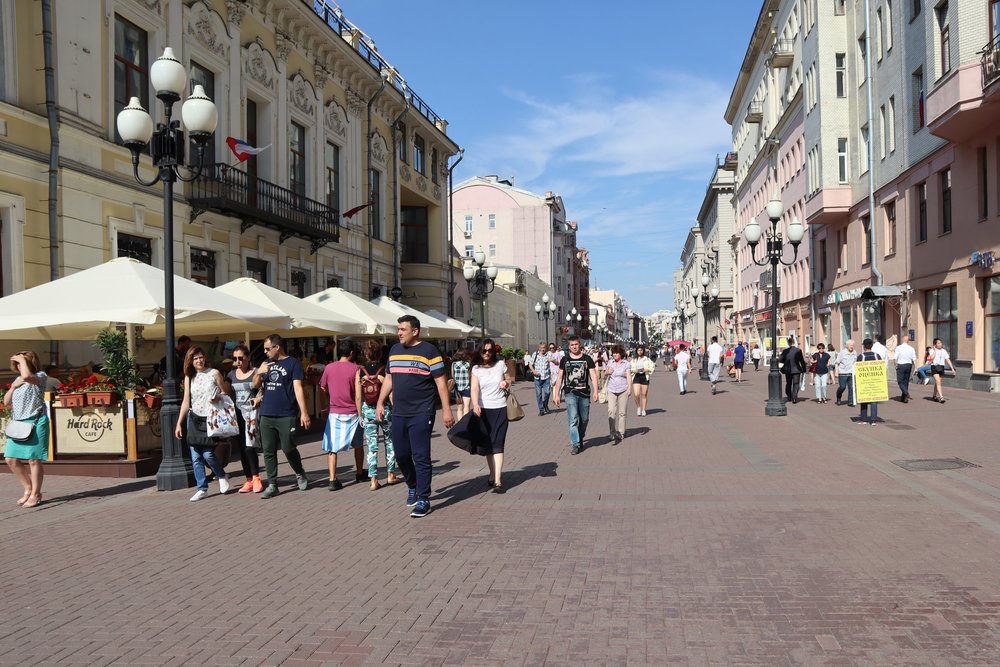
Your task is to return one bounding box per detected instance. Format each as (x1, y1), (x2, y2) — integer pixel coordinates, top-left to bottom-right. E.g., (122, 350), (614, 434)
(5, 419), (34, 442)
(505, 390), (525, 422)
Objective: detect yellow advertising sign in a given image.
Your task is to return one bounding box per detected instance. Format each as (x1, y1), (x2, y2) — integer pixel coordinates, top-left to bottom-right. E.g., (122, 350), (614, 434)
(854, 360), (889, 403)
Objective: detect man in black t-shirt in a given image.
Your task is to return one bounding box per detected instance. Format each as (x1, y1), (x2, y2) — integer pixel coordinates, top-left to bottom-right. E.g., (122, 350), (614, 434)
(256, 333), (311, 499)
(552, 335), (599, 455)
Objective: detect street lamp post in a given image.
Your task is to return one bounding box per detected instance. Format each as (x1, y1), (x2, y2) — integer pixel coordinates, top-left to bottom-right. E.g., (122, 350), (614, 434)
(464, 250), (497, 342)
(116, 48), (218, 490)
(565, 307), (582, 339)
(534, 292), (558, 345)
(743, 194), (805, 417)
(693, 275), (719, 380)
(678, 304), (687, 342)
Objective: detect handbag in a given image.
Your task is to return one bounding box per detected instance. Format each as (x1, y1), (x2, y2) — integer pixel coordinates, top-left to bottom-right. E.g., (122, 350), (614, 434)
(207, 395), (240, 438)
(5, 419), (34, 442)
(598, 377), (608, 404)
(505, 391), (525, 422)
(808, 362), (817, 373)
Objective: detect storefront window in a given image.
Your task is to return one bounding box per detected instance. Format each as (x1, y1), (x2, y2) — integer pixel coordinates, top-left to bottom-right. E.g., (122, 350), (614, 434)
(988, 278), (1000, 371)
(840, 306), (853, 346)
(925, 285), (957, 353)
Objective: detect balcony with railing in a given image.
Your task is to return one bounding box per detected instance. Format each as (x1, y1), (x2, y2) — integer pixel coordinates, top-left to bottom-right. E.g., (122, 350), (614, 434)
(189, 164), (340, 253)
(310, 0), (445, 131)
(770, 39), (794, 68)
(983, 34), (1000, 90)
(925, 39), (1000, 142)
(747, 101), (763, 124)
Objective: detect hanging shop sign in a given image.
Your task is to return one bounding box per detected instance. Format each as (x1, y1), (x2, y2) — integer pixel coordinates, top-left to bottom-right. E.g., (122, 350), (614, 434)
(754, 311), (772, 323)
(971, 250), (995, 269)
(740, 313), (753, 323)
(825, 287), (865, 305)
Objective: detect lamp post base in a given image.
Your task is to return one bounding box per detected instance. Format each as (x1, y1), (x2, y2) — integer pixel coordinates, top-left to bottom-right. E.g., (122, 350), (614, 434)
(155, 394), (194, 490)
(764, 368), (787, 416)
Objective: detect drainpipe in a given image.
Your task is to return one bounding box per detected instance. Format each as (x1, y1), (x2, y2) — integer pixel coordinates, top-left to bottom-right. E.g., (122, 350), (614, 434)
(864, 0), (882, 288)
(390, 87), (410, 298)
(42, 0), (60, 365)
(366, 71), (388, 298)
(446, 148), (465, 317)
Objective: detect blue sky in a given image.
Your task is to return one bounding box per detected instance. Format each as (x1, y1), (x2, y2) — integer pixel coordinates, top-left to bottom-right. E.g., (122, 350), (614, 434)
(339, 1), (762, 315)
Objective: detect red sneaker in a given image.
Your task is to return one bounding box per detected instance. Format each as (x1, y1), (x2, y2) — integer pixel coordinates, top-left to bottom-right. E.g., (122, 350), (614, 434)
(238, 479), (254, 493)
(252, 476), (264, 493)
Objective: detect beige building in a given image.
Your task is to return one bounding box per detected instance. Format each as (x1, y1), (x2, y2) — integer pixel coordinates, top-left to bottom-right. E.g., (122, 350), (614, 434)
(0, 0), (458, 362)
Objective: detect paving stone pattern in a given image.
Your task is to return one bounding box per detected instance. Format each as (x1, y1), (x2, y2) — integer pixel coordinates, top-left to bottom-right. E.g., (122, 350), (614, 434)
(4, 372), (1000, 665)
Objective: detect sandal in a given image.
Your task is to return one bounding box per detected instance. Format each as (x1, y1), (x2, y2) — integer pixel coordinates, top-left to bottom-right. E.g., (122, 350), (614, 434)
(386, 473), (402, 485)
(22, 494), (42, 508)
(370, 477), (381, 491)
(16, 494), (30, 507)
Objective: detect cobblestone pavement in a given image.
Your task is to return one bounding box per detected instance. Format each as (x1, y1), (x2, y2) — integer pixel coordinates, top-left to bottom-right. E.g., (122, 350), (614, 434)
(4, 370), (1000, 666)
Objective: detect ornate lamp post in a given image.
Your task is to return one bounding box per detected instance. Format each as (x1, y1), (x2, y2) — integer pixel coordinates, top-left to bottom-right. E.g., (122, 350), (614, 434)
(116, 48), (217, 490)
(565, 307), (582, 337)
(534, 292), (557, 345)
(743, 194), (805, 417)
(692, 274), (719, 380)
(464, 249), (497, 342)
(678, 304), (687, 342)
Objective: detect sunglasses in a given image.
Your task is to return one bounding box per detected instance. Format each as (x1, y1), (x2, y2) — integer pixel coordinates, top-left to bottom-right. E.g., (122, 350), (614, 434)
(233, 356), (247, 361)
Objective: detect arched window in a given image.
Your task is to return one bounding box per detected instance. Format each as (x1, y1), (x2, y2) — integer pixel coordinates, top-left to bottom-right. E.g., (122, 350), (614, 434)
(456, 297), (465, 319)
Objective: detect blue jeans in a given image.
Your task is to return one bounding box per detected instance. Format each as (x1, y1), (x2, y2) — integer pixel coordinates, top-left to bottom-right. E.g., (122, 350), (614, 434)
(190, 444), (227, 491)
(836, 374), (854, 405)
(860, 402), (879, 423)
(916, 364), (932, 380)
(533, 377), (551, 412)
(390, 414), (434, 501)
(564, 393), (591, 448)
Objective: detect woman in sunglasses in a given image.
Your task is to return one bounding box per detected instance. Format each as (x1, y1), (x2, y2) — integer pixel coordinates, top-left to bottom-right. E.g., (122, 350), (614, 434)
(470, 339), (512, 492)
(227, 344), (263, 493)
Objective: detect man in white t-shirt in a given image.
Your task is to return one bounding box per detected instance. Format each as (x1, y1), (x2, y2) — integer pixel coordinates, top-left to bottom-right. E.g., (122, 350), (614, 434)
(706, 336), (724, 395)
(872, 334), (889, 367)
(673, 344), (692, 395)
(893, 334), (917, 402)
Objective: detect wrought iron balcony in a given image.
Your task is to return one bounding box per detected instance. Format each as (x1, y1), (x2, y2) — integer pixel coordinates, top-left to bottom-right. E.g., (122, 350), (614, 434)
(983, 34), (1000, 90)
(771, 39), (794, 68)
(747, 101), (763, 123)
(189, 163), (339, 253)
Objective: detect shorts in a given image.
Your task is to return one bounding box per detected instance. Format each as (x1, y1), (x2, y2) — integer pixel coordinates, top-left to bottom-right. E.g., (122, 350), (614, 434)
(632, 373), (649, 386)
(931, 364), (945, 375)
(457, 388), (471, 398)
(734, 361), (744, 370)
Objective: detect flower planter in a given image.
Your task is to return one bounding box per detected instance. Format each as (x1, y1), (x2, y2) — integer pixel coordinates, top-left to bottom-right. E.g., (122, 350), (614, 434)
(57, 393), (86, 408)
(85, 391), (119, 406)
(142, 393), (162, 410)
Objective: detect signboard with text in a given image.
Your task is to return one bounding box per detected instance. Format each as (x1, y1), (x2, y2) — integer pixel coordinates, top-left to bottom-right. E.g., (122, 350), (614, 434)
(854, 360), (889, 403)
(55, 406), (126, 455)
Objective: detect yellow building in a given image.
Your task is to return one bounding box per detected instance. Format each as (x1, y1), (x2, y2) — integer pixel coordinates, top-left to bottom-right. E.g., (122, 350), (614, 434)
(0, 0), (458, 360)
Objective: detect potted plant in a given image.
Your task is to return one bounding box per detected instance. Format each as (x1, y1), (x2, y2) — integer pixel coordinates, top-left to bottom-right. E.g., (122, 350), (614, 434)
(55, 380), (86, 407)
(88, 328), (143, 406)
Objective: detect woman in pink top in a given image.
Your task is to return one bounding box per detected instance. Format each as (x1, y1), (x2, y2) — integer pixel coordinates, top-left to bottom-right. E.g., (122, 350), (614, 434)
(318, 341), (363, 491)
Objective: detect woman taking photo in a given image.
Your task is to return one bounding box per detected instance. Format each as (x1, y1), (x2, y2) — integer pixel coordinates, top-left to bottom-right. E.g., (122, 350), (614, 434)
(357, 339), (399, 490)
(451, 348), (472, 420)
(4, 351), (50, 508)
(630, 345), (655, 416)
(470, 339), (511, 493)
(175, 346), (231, 501)
(602, 345), (631, 445)
(227, 344), (263, 493)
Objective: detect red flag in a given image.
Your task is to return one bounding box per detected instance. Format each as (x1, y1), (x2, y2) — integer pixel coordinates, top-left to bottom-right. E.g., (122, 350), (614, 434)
(342, 203), (372, 219)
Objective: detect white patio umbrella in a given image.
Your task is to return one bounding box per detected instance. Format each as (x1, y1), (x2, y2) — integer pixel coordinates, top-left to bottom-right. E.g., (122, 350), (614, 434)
(424, 309), (511, 340)
(0, 257), (291, 340)
(304, 287), (399, 335)
(370, 297), (467, 339)
(215, 278), (369, 336)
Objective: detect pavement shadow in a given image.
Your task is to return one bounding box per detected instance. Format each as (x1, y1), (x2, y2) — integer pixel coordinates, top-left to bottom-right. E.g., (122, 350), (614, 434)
(622, 426), (651, 440)
(41, 479), (157, 506)
(644, 408), (667, 415)
(432, 461), (559, 509)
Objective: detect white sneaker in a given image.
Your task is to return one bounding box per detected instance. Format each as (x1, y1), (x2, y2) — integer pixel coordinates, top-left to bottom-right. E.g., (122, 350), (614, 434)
(636, 408), (641, 416)
(218, 477), (231, 495)
(189, 490), (207, 502)
(641, 409), (647, 416)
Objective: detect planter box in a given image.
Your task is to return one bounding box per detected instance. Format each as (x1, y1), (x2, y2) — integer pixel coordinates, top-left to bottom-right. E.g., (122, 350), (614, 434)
(85, 391), (119, 407)
(57, 393), (86, 408)
(142, 393), (162, 410)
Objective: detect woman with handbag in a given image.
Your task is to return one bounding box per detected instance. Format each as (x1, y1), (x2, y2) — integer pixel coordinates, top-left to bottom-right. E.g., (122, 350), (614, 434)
(630, 345), (655, 416)
(175, 346), (231, 501)
(602, 345), (631, 445)
(227, 344), (263, 493)
(812, 343), (832, 403)
(470, 339), (511, 493)
(4, 351), (50, 508)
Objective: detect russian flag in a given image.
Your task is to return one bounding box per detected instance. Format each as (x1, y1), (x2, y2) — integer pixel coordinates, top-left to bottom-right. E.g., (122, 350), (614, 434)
(226, 136), (271, 162)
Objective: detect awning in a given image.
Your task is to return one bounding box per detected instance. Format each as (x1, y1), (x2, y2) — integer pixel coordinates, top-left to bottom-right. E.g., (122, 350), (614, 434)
(861, 286), (903, 299)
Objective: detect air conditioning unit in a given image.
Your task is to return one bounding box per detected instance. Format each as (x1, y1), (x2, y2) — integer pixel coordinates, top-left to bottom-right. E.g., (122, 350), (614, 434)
(463, 231), (472, 238)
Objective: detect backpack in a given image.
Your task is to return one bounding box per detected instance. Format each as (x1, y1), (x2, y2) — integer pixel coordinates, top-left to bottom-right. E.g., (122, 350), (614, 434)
(360, 366), (384, 406)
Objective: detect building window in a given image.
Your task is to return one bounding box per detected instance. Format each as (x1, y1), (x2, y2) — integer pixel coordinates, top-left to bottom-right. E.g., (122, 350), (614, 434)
(489, 243), (496, 258)
(917, 181), (928, 242)
(397, 122), (407, 163)
(246, 257), (269, 284)
(885, 1), (894, 50)
(190, 248), (216, 287)
(488, 213), (496, 229)
(464, 244), (474, 258)
(819, 238), (828, 283)
(840, 305), (853, 345)
(926, 285), (957, 353)
(838, 228), (847, 272)
(290, 268), (310, 298)
(838, 137), (848, 183)
(859, 124), (870, 175)
(937, 2), (951, 76)
(464, 215), (473, 235)
(326, 142), (340, 214)
(987, 277), (1000, 371)
(912, 68), (924, 131)
(835, 0), (846, 15)
(879, 105), (887, 160)
(401, 206), (428, 263)
(188, 61), (216, 165)
(369, 168), (381, 240)
(114, 15), (148, 144)
(0, 2), (13, 102)
(940, 168), (952, 234)
(289, 121), (306, 197)
(993, 0), (1000, 42)
(885, 201), (896, 255)
(835, 53), (847, 97)
(888, 96), (896, 153)
(412, 134), (425, 175)
(326, 275), (341, 289)
(912, 0), (921, 19)
(430, 148), (439, 184)
(876, 8), (884, 59)
(117, 233), (152, 265)
(862, 215), (872, 265)
(858, 34), (867, 83)
(979, 146), (989, 220)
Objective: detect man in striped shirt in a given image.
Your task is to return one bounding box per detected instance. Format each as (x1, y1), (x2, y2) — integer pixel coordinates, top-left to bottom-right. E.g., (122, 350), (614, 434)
(376, 315), (453, 518)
